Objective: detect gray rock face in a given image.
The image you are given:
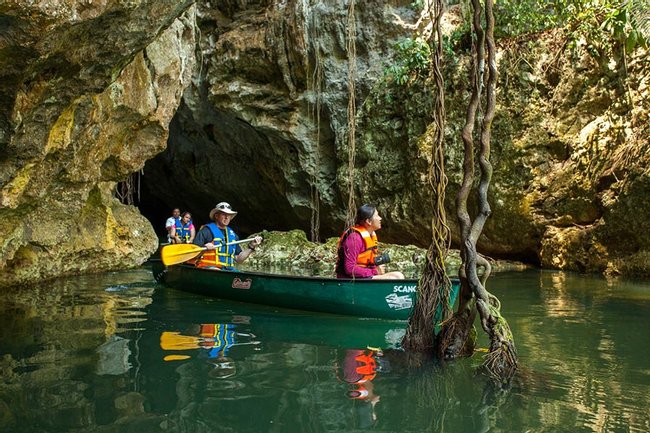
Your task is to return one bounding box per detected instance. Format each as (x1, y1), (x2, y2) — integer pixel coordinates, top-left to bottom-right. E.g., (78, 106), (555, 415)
(356, 32), (650, 275)
(141, 3), (649, 275)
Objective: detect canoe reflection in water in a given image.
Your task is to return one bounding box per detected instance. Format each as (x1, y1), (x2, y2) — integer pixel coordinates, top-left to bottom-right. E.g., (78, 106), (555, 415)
(339, 348), (389, 428)
(159, 321), (260, 378)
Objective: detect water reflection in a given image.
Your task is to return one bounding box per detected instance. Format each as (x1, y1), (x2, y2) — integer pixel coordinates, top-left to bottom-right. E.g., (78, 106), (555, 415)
(338, 348), (386, 427)
(0, 269), (649, 432)
(490, 270), (650, 433)
(160, 323), (259, 362)
(0, 270), (161, 432)
(145, 290), (410, 431)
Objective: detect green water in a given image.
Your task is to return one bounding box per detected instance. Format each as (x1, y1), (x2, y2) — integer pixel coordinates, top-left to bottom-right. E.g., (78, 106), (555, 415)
(0, 268), (649, 432)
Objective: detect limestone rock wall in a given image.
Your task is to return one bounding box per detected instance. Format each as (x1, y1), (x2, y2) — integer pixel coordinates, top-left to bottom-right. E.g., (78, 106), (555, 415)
(140, 2), (650, 276)
(2, 0), (648, 284)
(140, 0), (415, 235)
(0, 1), (197, 287)
(357, 31), (650, 275)
(140, 3), (649, 275)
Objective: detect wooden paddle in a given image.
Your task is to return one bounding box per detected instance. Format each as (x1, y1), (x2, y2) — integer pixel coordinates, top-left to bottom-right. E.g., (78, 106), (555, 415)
(161, 237), (260, 266)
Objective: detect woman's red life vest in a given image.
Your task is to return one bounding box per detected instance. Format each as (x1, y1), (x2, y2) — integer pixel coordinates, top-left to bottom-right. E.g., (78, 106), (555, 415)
(335, 225), (379, 275)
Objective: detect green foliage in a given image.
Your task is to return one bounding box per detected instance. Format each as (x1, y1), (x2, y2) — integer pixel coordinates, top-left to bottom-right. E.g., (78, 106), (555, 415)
(560, 1), (647, 57)
(489, 0), (647, 54)
(628, 0), (650, 41)
(494, 0), (558, 38)
(384, 37), (432, 86)
(443, 22), (472, 57)
(448, 0), (647, 68)
(410, 0), (425, 11)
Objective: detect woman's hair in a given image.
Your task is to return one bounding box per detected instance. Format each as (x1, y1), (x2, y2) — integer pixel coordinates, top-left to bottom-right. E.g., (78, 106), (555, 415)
(181, 211), (192, 219)
(355, 204), (377, 225)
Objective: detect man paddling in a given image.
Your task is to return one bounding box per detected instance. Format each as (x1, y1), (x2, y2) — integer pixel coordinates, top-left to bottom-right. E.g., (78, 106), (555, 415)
(192, 202), (262, 270)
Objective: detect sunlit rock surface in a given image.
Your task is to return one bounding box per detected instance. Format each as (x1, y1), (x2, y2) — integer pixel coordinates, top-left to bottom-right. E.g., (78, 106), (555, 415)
(0, 1), (197, 287)
(242, 230), (528, 278)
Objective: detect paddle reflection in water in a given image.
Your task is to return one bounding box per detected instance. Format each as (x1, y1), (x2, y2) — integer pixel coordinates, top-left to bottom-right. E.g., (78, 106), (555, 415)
(160, 322), (260, 378)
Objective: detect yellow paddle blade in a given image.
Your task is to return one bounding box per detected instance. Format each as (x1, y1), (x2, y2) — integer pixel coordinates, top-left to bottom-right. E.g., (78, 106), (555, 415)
(161, 244), (205, 266)
(164, 354), (192, 362)
(160, 331), (201, 350)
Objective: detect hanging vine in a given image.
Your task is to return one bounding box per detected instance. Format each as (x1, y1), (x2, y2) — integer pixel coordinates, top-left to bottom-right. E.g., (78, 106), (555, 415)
(344, 0), (357, 227)
(115, 170), (142, 206)
(402, 0), (453, 355)
(307, 3), (324, 242)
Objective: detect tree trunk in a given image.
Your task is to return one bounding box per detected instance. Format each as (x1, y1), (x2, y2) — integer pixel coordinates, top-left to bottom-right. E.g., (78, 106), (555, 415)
(435, 0), (517, 384)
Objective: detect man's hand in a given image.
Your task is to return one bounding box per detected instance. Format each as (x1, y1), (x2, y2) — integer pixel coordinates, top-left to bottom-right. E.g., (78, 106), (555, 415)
(248, 236), (263, 250)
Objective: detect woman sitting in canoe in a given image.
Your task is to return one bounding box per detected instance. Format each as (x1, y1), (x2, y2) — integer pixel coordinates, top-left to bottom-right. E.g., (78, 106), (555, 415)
(335, 204), (405, 280)
(171, 211), (196, 244)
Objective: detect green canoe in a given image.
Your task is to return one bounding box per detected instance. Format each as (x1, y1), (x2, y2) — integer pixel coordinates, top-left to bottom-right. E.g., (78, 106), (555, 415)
(152, 260), (460, 321)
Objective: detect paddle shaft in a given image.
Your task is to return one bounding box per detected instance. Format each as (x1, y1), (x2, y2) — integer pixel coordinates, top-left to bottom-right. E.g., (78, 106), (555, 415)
(186, 236), (260, 257)
(193, 237), (259, 260)
(185, 236), (260, 249)
(219, 237), (259, 247)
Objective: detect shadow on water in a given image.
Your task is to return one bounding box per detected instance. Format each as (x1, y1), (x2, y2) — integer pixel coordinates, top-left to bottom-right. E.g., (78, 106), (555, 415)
(0, 268), (649, 432)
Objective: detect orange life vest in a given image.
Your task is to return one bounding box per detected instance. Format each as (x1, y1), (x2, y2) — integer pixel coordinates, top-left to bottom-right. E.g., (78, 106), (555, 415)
(353, 351), (378, 383)
(341, 349), (379, 384)
(336, 225), (379, 274)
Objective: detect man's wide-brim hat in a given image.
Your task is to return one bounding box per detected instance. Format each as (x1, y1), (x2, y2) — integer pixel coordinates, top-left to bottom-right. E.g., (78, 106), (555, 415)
(209, 202), (238, 220)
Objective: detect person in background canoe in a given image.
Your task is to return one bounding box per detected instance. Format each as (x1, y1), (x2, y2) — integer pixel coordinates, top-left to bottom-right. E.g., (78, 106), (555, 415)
(336, 204), (405, 279)
(165, 208), (181, 244)
(172, 211), (196, 244)
(192, 202), (263, 270)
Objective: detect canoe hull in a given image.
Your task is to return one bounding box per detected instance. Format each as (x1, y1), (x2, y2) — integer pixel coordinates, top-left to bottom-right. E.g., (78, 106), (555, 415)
(153, 261), (459, 321)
